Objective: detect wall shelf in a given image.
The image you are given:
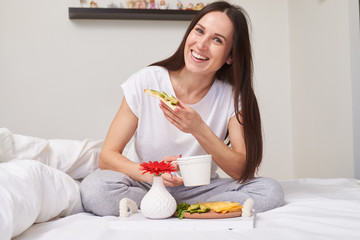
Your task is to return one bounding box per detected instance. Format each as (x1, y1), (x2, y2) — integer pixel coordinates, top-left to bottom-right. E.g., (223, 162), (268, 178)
(68, 8), (199, 21)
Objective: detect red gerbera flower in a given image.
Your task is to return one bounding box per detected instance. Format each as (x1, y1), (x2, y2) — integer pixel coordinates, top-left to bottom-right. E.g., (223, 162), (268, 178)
(139, 161), (176, 176)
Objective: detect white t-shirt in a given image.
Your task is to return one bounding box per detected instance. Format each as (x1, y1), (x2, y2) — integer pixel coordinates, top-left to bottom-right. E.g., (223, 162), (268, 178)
(121, 66), (237, 177)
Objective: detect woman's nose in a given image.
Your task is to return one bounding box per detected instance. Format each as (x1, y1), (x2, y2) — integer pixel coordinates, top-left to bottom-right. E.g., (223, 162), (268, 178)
(197, 36), (209, 50)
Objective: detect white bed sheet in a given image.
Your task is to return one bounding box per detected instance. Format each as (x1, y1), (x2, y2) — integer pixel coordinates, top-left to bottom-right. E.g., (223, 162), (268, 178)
(13, 178), (360, 240)
(1, 129), (360, 240)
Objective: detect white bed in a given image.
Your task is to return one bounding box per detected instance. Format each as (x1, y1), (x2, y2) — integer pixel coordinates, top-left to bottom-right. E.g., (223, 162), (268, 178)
(1, 128), (359, 240)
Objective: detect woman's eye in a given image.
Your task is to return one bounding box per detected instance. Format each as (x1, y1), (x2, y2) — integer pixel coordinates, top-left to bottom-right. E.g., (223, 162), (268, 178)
(214, 37), (223, 44)
(195, 28), (204, 34)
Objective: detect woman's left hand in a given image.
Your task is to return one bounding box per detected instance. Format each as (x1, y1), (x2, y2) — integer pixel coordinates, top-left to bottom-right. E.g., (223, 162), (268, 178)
(159, 100), (203, 134)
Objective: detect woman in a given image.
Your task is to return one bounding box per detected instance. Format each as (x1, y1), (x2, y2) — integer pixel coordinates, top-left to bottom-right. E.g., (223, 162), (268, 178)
(80, 1), (284, 216)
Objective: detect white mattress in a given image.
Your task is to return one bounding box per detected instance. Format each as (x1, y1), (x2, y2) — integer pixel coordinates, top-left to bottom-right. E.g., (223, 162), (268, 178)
(13, 178), (360, 240)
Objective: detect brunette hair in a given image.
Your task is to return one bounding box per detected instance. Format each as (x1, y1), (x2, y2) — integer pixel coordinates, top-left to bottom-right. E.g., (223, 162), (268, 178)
(150, 1), (262, 182)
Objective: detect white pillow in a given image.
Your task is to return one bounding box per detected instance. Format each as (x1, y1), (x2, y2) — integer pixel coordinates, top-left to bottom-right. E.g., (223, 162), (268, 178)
(0, 128), (103, 180)
(0, 128), (48, 163)
(0, 160), (83, 239)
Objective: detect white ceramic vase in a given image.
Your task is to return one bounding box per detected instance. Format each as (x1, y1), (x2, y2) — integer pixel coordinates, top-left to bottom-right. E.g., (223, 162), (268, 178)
(140, 175), (177, 219)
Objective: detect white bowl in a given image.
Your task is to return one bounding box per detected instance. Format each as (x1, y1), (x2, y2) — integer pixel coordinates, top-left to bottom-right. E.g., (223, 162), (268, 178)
(177, 154), (212, 187)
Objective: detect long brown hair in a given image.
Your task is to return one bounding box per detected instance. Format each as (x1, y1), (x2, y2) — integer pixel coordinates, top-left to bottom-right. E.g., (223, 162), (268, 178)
(150, 1), (262, 182)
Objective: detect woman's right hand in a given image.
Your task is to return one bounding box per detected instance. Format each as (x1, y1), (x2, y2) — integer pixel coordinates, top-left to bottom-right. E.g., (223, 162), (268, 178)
(161, 155), (183, 187)
(162, 173), (184, 187)
(162, 155), (182, 171)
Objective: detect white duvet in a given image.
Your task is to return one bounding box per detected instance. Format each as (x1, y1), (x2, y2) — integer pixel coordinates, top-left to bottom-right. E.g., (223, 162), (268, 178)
(1, 128), (360, 240)
(0, 160), (82, 239)
(0, 128), (102, 239)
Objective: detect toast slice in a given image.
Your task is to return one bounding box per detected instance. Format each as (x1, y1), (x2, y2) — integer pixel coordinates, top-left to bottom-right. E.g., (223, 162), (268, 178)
(144, 89), (179, 110)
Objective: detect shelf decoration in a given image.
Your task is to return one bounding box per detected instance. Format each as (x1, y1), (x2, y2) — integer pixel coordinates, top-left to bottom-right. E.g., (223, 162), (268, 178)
(69, 0), (207, 21)
(69, 8), (199, 20)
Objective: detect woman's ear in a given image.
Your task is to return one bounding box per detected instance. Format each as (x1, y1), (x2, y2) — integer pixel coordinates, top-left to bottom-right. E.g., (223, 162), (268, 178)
(226, 56), (233, 65)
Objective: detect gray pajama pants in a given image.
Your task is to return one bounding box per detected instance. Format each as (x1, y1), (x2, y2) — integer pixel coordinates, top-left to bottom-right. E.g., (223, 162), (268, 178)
(80, 169), (285, 216)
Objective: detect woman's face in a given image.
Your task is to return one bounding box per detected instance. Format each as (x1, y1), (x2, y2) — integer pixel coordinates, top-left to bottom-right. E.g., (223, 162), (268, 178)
(184, 11), (234, 76)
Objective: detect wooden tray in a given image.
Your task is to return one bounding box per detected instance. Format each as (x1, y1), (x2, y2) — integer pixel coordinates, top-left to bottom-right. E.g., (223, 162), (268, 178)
(175, 210), (242, 219)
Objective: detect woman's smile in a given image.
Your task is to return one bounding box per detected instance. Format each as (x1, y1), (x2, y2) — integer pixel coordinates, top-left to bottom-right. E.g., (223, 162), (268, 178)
(191, 50), (209, 61)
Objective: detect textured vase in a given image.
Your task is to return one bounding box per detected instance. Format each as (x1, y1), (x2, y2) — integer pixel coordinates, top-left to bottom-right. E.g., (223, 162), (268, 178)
(140, 175), (177, 219)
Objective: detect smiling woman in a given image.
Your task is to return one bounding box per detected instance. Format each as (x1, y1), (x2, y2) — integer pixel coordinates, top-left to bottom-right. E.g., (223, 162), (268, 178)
(79, 1), (284, 217)
(183, 11), (234, 76)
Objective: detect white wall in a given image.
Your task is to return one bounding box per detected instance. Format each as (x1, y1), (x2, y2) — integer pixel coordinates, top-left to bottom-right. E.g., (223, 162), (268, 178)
(288, 0), (358, 179)
(0, 0), (189, 140)
(0, 0), (358, 180)
(349, 0), (360, 179)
